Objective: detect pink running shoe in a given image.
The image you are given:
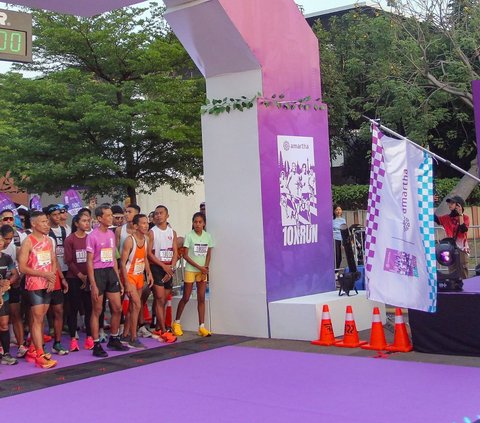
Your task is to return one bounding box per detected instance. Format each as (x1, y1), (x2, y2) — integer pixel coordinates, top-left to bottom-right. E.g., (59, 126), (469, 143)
(25, 349), (37, 363)
(84, 336), (94, 350)
(70, 338), (80, 352)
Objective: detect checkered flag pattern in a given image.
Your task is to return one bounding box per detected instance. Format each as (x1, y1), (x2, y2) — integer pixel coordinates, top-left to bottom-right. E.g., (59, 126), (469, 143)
(417, 152), (437, 312)
(365, 126), (385, 273)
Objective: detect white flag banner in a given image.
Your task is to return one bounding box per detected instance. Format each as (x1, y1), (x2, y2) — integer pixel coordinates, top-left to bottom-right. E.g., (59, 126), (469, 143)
(364, 127), (437, 312)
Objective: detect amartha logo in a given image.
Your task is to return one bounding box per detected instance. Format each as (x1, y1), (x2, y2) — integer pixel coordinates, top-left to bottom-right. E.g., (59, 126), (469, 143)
(283, 141), (290, 151)
(403, 216), (410, 232)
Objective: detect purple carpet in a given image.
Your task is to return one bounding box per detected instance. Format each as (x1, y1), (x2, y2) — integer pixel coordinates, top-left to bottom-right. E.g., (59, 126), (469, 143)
(0, 333), (169, 381)
(0, 346), (478, 422)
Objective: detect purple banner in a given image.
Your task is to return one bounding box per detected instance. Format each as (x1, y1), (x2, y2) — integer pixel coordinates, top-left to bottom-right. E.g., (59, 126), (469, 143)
(29, 194), (42, 211)
(64, 189), (83, 216)
(473, 81), (480, 174)
(0, 193), (17, 215)
(258, 106), (334, 302)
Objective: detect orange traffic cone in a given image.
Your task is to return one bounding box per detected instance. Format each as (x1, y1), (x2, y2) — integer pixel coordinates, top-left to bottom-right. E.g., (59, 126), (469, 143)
(335, 305), (367, 348)
(311, 305), (336, 346)
(165, 294), (173, 328)
(143, 302), (152, 323)
(361, 307), (387, 351)
(385, 308), (413, 352)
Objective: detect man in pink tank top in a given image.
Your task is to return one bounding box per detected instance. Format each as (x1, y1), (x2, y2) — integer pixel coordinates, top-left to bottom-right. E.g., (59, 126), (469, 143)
(18, 211), (58, 369)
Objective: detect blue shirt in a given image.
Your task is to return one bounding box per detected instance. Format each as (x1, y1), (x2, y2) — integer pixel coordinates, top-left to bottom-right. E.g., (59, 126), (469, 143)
(333, 217), (346, 241)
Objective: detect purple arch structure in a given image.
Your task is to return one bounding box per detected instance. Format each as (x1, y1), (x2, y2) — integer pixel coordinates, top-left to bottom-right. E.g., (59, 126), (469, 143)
(7, 0), (334, 337)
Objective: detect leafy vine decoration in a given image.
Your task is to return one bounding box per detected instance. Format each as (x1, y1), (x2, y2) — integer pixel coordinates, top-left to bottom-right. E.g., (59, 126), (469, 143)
(201, 93), (325, 115)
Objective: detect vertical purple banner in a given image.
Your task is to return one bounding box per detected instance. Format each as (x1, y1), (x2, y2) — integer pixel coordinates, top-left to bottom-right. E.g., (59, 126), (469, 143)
(0, 193), (17, 215)
(473, 81), (480, 174)
(64, 189), (83, 216)
(29, 194), (42, 211)
(258, 106), (334, 302)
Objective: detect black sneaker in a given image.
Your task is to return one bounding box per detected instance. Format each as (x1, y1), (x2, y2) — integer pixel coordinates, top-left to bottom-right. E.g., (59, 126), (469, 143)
(107, 336), (129, 351)
(93, 342), (108, 358)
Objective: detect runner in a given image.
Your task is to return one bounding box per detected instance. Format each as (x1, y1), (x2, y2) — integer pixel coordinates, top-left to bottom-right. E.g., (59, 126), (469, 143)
(0, 233), (19, 365)
(120, 214), (154, 349)
(0, 224), (28, 358)
(0, 209), (27, 247)
(172, 212), (213, 337)
(18, 211), (58, 369)
(87, 205), (128, 357)
(46, 204), (70, 356)
(64, 213), (94, 351)
(148, 205), (177, 343)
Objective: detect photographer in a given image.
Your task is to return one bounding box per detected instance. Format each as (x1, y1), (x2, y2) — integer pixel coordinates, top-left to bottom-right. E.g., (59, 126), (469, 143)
(434, 196), (470, 279)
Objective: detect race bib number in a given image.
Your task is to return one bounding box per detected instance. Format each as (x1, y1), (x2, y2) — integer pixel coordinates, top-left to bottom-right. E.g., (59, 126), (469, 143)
(55, 245), (64, 258)
(133, 258), (145, 275)
(100, 248), (113, 263)
(76, 249), (87, 264)
(159, 249), (173, 262)
(193, 243), (208, 257)
(37, 250), (52, 266)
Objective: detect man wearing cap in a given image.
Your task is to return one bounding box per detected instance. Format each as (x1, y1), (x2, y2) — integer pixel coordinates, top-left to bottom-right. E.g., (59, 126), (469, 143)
(434, 195), (470, 279)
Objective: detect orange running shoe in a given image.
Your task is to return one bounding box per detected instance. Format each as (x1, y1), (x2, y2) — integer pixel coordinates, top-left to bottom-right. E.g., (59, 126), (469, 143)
(161, 331), (177, 344)
(35, 354), (57, 369)
(70, 338), (80, 352)
(43, 334), (53, 343)
(84, 336), (94, 350)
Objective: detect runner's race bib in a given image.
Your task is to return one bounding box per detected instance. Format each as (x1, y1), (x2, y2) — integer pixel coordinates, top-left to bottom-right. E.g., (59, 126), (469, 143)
(76, 249), (87, 264)
(193, 243), (208, 257)
(37, 250), (52, 266)
(133, 258), (145, 275)
(100, 248), (113, 263)
(159, 249), (174, 262)
(56, 245), (64, 258)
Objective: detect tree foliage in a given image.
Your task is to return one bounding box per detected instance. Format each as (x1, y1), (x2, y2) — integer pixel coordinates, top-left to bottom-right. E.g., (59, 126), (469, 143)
(314, 0), (479, 193)
(0, 3), (204, 203)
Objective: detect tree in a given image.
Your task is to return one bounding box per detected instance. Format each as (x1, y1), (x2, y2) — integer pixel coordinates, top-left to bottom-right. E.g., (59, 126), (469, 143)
(313, 1), (479, 201)
(0, 4), (204, 204)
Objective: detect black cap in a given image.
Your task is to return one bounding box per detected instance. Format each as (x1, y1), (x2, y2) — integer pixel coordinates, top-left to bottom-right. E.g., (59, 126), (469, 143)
(111, 205), (124, 215)
(446, 196), (465, 209)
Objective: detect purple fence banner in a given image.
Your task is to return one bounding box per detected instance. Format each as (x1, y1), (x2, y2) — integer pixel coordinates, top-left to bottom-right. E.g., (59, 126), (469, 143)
(0, 193), (17, 215)
(29, 194), (42, 211)
(473, 81), (480, 174)
(64, 189), (83, 216)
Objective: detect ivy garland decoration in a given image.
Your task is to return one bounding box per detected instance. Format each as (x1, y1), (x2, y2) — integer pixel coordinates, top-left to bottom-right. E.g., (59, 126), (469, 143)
(201, 93), (326, 115)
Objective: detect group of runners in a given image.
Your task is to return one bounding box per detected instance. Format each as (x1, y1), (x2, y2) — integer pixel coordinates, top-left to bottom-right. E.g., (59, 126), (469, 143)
(0, 202), (213, 369)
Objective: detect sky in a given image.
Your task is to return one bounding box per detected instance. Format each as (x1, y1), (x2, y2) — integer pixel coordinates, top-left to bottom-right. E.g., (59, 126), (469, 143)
(0, 0), (367, 72)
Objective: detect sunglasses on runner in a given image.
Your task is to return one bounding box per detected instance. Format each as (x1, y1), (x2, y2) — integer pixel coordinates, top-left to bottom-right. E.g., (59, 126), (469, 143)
(2, 217), (14, 222)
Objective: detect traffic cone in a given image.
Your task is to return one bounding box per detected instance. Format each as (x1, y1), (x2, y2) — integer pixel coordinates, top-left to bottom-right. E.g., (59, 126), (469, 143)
(361, 307), (387, 351)
(334, 305), (367, 348)
(143, 302), (152, 323)
(165, 294), (173, 329)
(385, 308), (413, 352)
(311, 305), (336, 346)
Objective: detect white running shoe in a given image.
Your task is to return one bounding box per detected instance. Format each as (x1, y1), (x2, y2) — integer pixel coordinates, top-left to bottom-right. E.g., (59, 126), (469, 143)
(137, 326), (153, 338)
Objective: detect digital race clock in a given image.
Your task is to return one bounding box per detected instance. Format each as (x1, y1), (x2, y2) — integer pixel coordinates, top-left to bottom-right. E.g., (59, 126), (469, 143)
(0, 9), (32, 63)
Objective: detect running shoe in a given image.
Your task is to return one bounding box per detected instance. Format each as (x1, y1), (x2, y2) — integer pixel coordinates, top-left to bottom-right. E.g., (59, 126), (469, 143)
(128, 339), (147, 349)
(172, 322), (183, 336)
(43, 334), (53, 343)
(120, 335), (131, 345)
(1, 353), (18, 365)
(84, 336), (94, 350)
(137, 326), (153, 338)
(93, 342), (108, 358)
(151, 329), (163, 337)
(161, 331), (177, 344)
(52, 342), (70, 355)
(99, 329), (108, 343)
(198, 326), (212, 337)
(35, 354), (57, 369)
(25, 349), (37, 363)
(0, 346), (3, 355)
(69, 338), (80, 352)
(107, 336), (129, 351)
(16, 344), (28, 358)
